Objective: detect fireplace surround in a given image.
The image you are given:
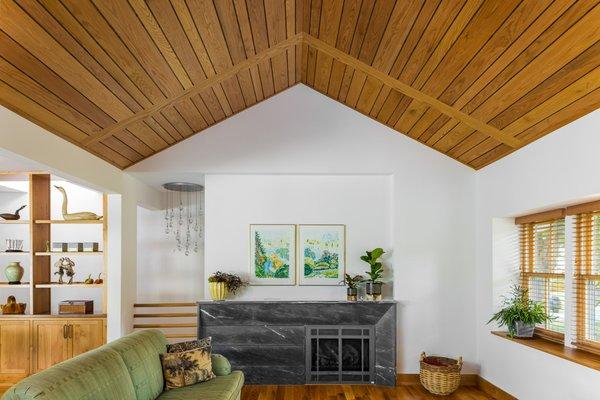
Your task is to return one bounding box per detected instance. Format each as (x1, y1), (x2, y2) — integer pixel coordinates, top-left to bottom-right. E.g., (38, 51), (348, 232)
(197, 300), (396, 386)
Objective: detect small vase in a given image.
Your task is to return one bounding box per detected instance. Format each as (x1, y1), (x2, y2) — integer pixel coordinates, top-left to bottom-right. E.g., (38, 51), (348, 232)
(209, 282), (228, 301)
(365, 282), (382, 301)
(347, 287), (358, 301)
(5, 262), (24, 284)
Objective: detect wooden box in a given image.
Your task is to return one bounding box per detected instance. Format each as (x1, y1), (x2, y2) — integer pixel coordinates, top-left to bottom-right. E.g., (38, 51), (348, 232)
(58, 300), (93, 315)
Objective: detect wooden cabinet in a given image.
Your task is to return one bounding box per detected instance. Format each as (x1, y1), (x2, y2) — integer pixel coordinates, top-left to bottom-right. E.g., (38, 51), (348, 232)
(32, 318), (104, 372)
(71, 319), (104, 357)
(32, 320), (69, 372)
(0, 320), (31, 377)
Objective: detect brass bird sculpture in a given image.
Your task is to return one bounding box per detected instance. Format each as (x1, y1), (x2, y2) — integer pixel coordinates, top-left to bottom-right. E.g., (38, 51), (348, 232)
(54, 186), (102, 220)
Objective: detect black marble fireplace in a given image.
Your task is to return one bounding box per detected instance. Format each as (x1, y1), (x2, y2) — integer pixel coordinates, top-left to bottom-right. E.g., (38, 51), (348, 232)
(197, 300), (396, 386)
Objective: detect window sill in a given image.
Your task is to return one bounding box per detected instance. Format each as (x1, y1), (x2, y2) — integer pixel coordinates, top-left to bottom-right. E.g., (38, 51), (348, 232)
(491, 331), (600, 372)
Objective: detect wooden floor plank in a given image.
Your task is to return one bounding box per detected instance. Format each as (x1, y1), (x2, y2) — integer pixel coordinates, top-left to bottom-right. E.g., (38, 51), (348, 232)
(241, 384), (494, 400)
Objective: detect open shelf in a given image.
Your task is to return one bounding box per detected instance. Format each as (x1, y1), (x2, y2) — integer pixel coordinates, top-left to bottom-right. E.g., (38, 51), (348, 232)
(35, 283), (103, 288)
(0, 282), (30, 288)
(0, 220), (30, 224)
(35, 220), (103, 224)
(35, 251), (103, 256)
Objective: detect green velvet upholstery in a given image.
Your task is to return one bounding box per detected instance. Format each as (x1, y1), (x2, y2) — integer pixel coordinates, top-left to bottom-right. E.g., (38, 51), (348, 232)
(104, 329), (168, 400)
(1, 330), (243, 400)
(1, 347), (136, 400)
(211, 354), (232, 376)
(157, 371), (244, 400)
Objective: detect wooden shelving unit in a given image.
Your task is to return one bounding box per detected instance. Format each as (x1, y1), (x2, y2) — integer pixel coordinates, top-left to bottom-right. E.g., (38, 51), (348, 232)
(0, 173), (108, 316)
(34, 252), (103, 256)
(35, 220), (103, 224)
(0, 282), (30, 288)
(35, 283), (104, 289)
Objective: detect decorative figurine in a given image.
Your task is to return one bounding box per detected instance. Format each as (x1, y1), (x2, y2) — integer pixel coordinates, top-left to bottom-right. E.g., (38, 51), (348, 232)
(84, 274), (94, 284)
(54, 257), (75, 284)
(5, 239), (23, 252)
(0, 205), (26, 220)
(54, 186), (102, 220)
(1, 296), (26, 314)
(94, 273), (103, 284)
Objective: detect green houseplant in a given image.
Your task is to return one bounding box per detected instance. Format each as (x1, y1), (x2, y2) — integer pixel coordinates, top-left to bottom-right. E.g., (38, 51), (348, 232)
(208, 271), (247, 301)
(488, 285), (553, 338)
(342, 274), (363, 301)
(361, 248), (385, 301)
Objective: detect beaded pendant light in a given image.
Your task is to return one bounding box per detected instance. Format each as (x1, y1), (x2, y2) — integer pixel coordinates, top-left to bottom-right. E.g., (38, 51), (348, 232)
(162, 182), (204, 255)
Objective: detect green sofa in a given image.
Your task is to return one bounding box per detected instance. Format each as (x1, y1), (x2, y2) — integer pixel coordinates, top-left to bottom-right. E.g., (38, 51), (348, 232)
(2, 330), (244, 400)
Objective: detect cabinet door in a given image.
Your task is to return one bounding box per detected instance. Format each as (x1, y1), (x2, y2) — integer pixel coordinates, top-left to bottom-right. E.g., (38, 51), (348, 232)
(33, 320), (69, 372)
(70, 319), (104, 357)
(0, 320), (30, 375)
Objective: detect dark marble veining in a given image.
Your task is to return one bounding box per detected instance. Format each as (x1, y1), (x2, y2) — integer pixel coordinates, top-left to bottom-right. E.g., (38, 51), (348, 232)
(198, 300), (396, 386)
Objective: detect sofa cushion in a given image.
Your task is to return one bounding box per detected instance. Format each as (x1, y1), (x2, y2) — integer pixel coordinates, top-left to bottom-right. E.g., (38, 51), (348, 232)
(160, 346), (215, 390)
(104, 329), (167, 400)
(1, 347), (136, 400)
(156, 371), (244, 400)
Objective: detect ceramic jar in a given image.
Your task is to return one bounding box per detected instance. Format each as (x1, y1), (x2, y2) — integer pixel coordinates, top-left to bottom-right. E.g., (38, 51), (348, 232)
(5, 262), (24, 284)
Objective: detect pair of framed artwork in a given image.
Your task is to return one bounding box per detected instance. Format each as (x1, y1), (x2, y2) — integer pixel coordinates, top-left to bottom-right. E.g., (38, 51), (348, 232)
(250, 224), (345, 286)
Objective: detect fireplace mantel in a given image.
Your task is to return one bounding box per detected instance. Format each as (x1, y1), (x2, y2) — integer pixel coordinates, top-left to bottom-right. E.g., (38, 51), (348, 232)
(198, 300), (396, 386)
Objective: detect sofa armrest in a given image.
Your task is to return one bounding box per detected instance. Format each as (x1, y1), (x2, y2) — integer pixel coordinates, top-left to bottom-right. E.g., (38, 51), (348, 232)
(211, 353), (232, 376)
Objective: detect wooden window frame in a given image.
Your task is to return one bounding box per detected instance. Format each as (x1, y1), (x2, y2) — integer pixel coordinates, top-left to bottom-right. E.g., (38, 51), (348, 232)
(517, 214), (566, 342)
(572, 211), (600, 355)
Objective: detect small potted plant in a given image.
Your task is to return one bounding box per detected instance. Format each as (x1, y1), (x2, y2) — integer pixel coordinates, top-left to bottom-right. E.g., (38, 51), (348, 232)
(208, 271), (247, 301)
(487, 284), (553, 338)
(343, 274), (364, 301)
(361, 248), (385, 301)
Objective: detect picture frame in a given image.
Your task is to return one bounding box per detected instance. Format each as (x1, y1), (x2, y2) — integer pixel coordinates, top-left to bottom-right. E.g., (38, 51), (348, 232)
(298, 224), (346, 286)
(249, 224), (296, 285)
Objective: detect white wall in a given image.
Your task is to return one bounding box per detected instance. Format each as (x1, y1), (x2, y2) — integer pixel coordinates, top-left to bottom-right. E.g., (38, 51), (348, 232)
(476, 109), (600, 399)
(129, 85), (478, 373)
(204, 174), (392, 299)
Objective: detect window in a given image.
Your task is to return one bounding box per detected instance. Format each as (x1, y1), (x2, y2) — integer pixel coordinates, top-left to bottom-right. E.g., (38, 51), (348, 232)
(518, 216), (566, 339)
(573, 211), (600, 352)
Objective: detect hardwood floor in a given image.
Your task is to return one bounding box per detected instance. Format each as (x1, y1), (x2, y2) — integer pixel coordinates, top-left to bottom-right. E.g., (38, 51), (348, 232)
(241, 384), (494, 399)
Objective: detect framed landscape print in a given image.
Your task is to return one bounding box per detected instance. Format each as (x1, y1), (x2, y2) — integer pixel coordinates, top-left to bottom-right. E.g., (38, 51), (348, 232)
(298, 224), (345, 285)
(250, 224), (296, 285)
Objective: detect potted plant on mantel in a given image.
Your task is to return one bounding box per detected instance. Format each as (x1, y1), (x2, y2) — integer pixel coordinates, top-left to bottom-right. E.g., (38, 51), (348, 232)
(208, 271), (247, 301)
(343, 273), (364, 301)
(361, 248), (385, 301)
(487, 284), (554, 338)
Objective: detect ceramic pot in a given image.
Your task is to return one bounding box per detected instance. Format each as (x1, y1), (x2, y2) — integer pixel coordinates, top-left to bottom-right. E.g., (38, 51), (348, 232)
(5, 262), (24, 284)
(209, 282), (228, 301)
(347, 287), (358, 301)
(365, 282), (382, 301)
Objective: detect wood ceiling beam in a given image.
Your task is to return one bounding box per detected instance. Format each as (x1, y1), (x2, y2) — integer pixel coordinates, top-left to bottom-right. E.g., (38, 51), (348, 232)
(83, 33), (303, 147)
(302, 34), (522, 149)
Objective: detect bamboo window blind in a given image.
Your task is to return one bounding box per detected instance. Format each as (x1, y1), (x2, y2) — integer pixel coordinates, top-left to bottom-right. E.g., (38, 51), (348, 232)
(572, 210), (600, 352)
(518, 216), (566, 338)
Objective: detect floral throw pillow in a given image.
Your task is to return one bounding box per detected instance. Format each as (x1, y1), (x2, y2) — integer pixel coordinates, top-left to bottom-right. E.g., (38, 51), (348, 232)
(160, 346), (216, 390)
(167, 337), (211, 353)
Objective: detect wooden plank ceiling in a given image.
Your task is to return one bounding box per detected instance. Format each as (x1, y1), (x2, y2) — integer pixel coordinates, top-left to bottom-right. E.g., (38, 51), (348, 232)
(0, 0), (599, 170)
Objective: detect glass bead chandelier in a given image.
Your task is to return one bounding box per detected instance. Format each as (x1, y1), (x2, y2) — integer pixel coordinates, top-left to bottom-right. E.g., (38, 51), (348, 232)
(162, 182), (204, 255)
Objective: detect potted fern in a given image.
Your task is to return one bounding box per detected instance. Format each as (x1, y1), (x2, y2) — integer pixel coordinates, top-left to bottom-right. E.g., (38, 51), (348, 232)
(488, 285), (553, 338)
(361, 248), (385, 301)
(343, 274), (363, 301)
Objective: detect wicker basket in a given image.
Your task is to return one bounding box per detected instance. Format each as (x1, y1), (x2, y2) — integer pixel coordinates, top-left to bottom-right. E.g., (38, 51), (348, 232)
(419, 352), (462, 396)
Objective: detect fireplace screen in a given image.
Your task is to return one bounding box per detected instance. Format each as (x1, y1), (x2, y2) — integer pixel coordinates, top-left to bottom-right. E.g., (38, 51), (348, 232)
(306, 325), (374, 384)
